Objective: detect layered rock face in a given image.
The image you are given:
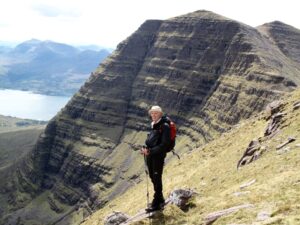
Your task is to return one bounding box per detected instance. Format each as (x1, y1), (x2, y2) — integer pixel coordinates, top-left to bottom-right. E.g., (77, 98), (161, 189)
(258, 21), (300, 65)
(1, 10), (300, 224)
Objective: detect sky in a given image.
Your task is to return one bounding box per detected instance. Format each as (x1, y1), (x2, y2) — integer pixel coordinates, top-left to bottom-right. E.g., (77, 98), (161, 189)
(0, 0), (299, 48)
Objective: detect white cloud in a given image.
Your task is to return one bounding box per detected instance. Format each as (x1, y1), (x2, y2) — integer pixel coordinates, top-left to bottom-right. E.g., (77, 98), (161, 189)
(0, 0), (299, 48)
(32, 4), (81, 18)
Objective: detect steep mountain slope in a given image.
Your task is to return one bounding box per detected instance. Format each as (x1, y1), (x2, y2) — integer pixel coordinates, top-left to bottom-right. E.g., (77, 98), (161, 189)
(258, 21), (300, 65)
(84, 87), (300, 225)
(0, 39), (110, 96)
(0, 10), (300, 225)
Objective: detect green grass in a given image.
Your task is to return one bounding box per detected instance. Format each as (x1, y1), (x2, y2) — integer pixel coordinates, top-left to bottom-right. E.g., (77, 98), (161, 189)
(0, 115), (45, 171)
(82, 88), (300, 225)
(0, 114), (46, 133)
(0, 128), (44, 171)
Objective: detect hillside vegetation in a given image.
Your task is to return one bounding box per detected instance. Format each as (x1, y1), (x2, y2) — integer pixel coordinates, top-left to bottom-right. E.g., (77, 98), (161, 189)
(0, 114), (46, 133)
(0, 115), (45, 171)
(83, 88), (300, 225)
(0, 129), (43, 171)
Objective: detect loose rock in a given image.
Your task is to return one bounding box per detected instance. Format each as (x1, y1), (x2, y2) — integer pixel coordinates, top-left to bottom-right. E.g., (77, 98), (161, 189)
(264, 113), (285, 137)
(265, 101), (283, 120)
(104, 211), (130, 225)
(204, 204), (254, 225)
(237, 140), (265, 168)
(276, 137), (296, 150)
(168, 188), (196, 209)
(293, 101), (300, 110)
(257, 210), (271, 221)
(240, 179), (256, 189)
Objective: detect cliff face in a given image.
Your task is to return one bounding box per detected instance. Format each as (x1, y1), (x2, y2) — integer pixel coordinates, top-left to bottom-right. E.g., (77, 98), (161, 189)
(258, 21), (300, 65)
(1, 10), (300, 224)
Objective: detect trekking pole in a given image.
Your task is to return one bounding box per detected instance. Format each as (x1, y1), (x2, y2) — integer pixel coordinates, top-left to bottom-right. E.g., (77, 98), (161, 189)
(143, 149), (152, 225)
(143, 154), (150, 209)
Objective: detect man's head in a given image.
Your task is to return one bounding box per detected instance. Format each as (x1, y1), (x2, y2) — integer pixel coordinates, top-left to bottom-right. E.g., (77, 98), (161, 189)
(148, 105), (163, 122)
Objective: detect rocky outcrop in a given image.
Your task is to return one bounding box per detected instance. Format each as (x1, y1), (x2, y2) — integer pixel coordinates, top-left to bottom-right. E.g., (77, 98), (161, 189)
(237, 93), (300, 168)
(2, 10), (300, 224)
(237, 139), (266, 168)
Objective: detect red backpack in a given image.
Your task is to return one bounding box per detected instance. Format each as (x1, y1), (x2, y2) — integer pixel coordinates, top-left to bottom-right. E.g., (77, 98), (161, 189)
(161, 116), (180, 159)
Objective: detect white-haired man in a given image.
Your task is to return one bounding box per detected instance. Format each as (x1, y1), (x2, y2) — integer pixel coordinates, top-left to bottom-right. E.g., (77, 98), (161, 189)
(141, 105), (171, 212)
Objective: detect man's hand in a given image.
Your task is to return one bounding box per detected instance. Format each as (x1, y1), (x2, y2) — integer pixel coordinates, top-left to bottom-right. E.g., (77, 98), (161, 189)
(141, 147), (150, 156)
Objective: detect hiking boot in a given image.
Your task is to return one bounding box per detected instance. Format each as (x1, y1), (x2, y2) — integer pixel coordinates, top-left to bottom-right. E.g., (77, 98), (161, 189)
(145, 204), (164, 213)
(157, 198), (165, 207)
(151, 198), (164, 206)
(152, 194), (165, 205)
(146, 198), (165, 213)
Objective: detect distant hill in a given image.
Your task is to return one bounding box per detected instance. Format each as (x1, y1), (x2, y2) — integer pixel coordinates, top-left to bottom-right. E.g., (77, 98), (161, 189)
(0, 114), (45, 172)
(0, 39), (111, 96)
(0, 114), (47, 133)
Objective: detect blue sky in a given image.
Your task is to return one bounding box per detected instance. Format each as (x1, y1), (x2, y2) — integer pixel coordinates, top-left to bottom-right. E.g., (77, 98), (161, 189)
(0, 0), (299, 48)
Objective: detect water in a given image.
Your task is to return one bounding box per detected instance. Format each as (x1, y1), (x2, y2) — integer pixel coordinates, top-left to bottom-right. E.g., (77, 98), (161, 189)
(0, 89), (71, 121)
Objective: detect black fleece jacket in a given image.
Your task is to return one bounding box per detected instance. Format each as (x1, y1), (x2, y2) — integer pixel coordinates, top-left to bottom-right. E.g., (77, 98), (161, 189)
(145, 116), (171, 156)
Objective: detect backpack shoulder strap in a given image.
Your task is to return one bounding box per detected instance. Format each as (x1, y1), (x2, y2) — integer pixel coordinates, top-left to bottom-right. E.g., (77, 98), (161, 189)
(159, 122), (169, 133)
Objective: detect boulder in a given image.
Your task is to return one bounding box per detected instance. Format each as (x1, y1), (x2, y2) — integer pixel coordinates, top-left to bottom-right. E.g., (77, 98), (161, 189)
(264, 113), (285, 137)
(168, 188), (195, 209)
(265, 101), (283, 120)
(237, 139), (266, 168)
(104, 211), (130, 225)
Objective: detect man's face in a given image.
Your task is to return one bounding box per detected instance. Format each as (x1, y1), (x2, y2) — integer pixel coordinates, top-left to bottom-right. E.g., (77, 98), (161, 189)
(150, 111), (162, 122)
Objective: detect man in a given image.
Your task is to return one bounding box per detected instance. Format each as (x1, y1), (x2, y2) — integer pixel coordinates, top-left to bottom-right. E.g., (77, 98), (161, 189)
(141, 105), (171, 212)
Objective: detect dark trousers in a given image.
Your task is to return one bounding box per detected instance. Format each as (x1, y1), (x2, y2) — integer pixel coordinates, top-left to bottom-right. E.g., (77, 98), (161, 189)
(146, 155), (165, 202)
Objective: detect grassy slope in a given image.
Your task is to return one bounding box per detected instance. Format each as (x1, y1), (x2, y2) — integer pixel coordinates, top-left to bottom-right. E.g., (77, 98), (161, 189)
(0, 128), (44, 171)
(0, 116), (45, 224)
(0, 114), (46, 133)
(0, 115), (45, 170)
(83, 88), (300, 225)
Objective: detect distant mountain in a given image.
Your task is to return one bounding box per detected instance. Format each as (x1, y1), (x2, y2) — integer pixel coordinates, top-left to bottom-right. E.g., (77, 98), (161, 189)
(0, 46), (12, 54)
(0, 39), (111, 96)
(77, 44), (114, 52)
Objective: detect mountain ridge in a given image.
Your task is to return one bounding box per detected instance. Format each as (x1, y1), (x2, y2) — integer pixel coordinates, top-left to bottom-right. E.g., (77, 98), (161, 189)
(257, 21), (300, 66)
(0, 39), (111, 96)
